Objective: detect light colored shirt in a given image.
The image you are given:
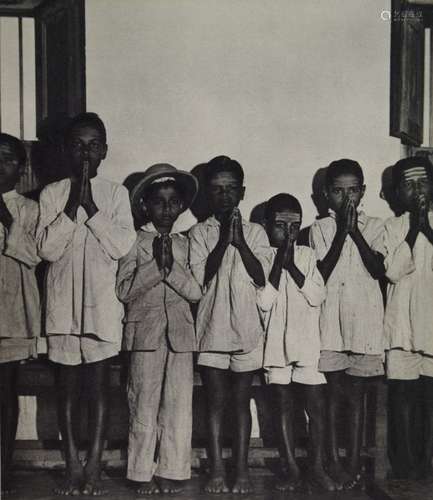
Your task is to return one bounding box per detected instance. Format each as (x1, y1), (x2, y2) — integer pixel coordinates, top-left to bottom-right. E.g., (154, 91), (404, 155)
(309, 212), (384, 354)
(259, 245), (325, 369)
(116, 222), (201, 352)
(189, 216), (271, 353)
(36, 176), (135, 343)
(0, 190), (40, 340)
(381, 211), (433, 355)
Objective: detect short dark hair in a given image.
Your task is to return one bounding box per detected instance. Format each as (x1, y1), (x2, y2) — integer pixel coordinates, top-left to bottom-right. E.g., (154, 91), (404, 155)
(205, 155), (244, 186)
(65, 112), (107, 144)
(392, 156), (433, 188)
(143, 180), (186, 203)
(0, 133), (27, 166)
(325, 159), (364, 187)
(265, 193), (302, 220)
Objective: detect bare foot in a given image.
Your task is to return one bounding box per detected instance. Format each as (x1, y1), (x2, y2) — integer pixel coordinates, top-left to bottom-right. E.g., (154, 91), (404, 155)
(136, 479), (160, 495)
(308, 466), (337, 492)
(54, 474), (83, 496)
(156, 477), (184, 494)
(343, 471), (364, 491)
(231, 475), (254, 495)
(274, 474), (301, 492)
(204, 474), (230, 494)
(327, 461), (350, 489)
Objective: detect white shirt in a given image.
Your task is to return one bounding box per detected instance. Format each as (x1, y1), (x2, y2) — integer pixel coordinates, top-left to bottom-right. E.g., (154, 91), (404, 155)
(36, 176), (135, 343)
(258, 246), (325, 369)
(382, 211), (433, 355)
(309, 212), (385, 354)
(189, 216), (272, 353)
(0, 190), (40, 339)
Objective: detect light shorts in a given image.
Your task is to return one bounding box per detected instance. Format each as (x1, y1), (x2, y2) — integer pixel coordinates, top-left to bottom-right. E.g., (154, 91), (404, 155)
(319, 350), (384, 377)
(198, 339), (263, 373)
(48, 334), (119, 366)
(386, 348), (433, 380)
(0, 337), (37, 364)
(265, 363), (326, 385)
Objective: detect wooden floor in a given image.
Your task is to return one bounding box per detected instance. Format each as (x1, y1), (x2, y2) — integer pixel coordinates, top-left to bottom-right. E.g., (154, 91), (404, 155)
(3, 470), (394, 500)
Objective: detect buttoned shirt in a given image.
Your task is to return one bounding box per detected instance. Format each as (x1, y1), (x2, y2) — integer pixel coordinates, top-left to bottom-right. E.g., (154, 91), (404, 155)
(381, 211), (433, 355)
(36, 176), (135, 343)
(309, 212), (384, 354)
(0, 190), (40, 339)
(116, 223), (201, 352)
(189, 216), (272, 353)
(259, 245), (325, 369)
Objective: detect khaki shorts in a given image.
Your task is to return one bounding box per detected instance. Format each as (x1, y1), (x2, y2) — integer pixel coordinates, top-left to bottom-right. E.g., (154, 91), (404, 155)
(198, 340), (263, 373)
(265, 364), (326, 385)
(319, 350), (384, 377)
(0, 338), (37, 364)
(48, 334), (119, 366)
(386, 349), (433, 380)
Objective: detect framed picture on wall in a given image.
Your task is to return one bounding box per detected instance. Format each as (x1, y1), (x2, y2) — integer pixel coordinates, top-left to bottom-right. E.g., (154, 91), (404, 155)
(390, 0), (424, 146)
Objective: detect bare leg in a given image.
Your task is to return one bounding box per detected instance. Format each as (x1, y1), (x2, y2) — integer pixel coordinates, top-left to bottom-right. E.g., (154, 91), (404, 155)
(324, 371), (351, 487)
(420, 376), (433, 478)
(81, 359), (110, 496)
(271, 384), (301, 491)
(231, 371), (255, 494)
(344, 375), (365, 489)
(201, 366), (230, 494)
(55, 364), (83, 496)
(388, 379), (419, 479)
(304, 384), (336, 491)
(0, 362), (19, 496)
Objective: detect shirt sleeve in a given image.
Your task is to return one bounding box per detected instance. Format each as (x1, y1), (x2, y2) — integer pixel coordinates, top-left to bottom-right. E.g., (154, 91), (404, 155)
(309, 221), (328, 261)
(249, 224), (273, 281)
(3, 201), (41, 268)
(297, 248), (326, 306)
(188, 224), (209, 287)
(165, 260), (202, 303)
(116, 238), (164, 303)
(369, 218), (386, 257)
(85, 184), (136, 260)
(382, 220), (415, 283)
(36, 185), (77, 262)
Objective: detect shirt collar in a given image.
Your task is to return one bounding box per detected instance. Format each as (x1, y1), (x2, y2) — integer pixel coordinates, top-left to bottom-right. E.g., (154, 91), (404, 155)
(140, 221), (178, 236)
(2, 189), (19, 200)
(328, 209), (367, 226)
(206, 214), (248, 227)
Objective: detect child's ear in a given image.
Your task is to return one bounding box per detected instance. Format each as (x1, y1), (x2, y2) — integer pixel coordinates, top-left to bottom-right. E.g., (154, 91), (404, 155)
(18, 162), (26, 178)
(240, 186), (245, 200)
(360, 184), (366, 198)
(101, 143), (108, 160)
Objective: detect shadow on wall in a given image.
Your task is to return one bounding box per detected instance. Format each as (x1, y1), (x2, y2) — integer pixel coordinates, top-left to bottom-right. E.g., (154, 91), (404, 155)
(190, 163), (212, 223)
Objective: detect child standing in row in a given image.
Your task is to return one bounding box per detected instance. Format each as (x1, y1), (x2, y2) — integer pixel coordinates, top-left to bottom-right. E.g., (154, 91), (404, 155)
(116, 164), (201, 495)
(0, 134), (41, 496)
(37, 113), (136, 496)
(310, 159), (385, 489)
(384, 157), (433, 479)
(259, 193), (335, 492)
(189, 156), (270, 494)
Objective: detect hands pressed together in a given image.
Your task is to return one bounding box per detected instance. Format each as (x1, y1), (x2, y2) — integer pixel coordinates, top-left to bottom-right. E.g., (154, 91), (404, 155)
(153, 233), (174, 278)
(336, 197), (359, 236)
(220, 208), (246, 249)
(65, 163), (98, 220)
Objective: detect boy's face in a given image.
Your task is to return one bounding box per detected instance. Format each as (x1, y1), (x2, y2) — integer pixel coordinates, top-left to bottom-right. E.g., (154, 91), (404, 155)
(207, 171), (245, 216)
(143, 184), (184, 233)
(325, 173), (365, 213)
(0, 142), (24, 193)
(266, 209), (301, 248)
(66, 125), (107, 179)
(397, 168), (433, 211)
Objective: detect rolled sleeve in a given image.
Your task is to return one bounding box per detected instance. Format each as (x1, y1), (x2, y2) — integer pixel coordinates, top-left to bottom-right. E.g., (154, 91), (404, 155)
(37, 204), (76, 262)
(4, 220), (41, 268)
(85, 186), (135, 260)
(298, 256), (326, 307)
(250, 225), (272, 279)
(188, 225), (208, 287)
(385, 241), (416, 283)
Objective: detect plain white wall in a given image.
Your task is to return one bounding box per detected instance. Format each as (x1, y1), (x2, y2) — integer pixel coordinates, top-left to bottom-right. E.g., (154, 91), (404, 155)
(85, 0), (400, 226)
